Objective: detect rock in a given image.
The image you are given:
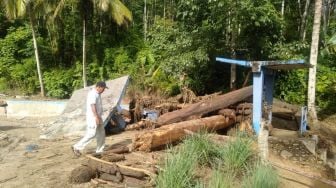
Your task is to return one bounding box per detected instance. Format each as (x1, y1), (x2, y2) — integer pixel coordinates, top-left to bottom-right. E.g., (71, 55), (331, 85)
(0, 131), (10, 147)
(317, 148), (327, 163)
(280, 150), (293, 159)
(300, 138), (316, 155)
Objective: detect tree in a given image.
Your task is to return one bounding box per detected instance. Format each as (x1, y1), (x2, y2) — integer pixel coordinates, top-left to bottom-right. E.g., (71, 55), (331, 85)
(300, 0), (311, 41)
(0, 0), (52, 96)
(91, 0), (132, 85)
(308, 0), (322, 122)
(58, 0), (132, 87)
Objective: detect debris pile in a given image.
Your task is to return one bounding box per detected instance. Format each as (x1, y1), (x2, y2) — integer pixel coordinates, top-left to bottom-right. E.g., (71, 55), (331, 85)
(129, 86), (254, 151)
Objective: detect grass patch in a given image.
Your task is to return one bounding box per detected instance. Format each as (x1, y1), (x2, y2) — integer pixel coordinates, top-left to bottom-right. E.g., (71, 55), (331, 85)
(207, 168), (235, 188)
(155, 146), (198, 188)
(242, 163), (279, 188)
(182, 133), (222, 165)
(156, 132), (279, 188)
(220, 133), (254, 173)
(156, 133), (221, 188)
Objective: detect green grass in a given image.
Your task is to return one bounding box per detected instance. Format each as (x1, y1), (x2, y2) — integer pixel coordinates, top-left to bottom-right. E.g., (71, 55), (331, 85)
(207, 168), (235, 188)
(182, 133), (222, 165)
(156, 133), (221, 188)
(220, 133), (254, 173)
(155, 132), (278, 188)
(242, 163), (279, 188)
(155, 145), (198, 188)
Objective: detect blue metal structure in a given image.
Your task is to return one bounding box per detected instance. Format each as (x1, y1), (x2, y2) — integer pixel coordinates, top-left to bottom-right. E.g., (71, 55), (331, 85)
(216, 57), (309, 135)
(300, 106), (308, 134)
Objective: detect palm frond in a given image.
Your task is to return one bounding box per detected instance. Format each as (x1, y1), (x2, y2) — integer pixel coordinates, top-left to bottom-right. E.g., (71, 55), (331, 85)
(95, 0), (132, 26)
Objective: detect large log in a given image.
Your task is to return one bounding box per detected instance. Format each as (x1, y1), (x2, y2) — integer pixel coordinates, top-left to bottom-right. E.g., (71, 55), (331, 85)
(133, 115), (235, 151)
(157, 86), (252, 126)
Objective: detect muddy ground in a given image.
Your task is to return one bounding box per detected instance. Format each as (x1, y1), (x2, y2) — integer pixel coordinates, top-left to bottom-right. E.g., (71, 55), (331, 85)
(0, 115), (336, 188)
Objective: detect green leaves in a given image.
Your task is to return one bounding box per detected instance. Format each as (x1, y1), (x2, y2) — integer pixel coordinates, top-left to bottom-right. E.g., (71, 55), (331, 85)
(44, 68), (76, 98)
(321, 34), (336, 56)
(148, 18), (209, 93)
(0, 25), (36, 94)
(95, 0), (133, 26)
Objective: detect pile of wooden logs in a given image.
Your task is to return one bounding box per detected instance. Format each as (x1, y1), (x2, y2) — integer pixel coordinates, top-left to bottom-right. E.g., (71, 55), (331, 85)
(132, 86), (254, 151)
(73, 146), (156, 186)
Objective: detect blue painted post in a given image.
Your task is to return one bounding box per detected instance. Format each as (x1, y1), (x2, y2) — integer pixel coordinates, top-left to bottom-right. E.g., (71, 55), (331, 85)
(300, 106), (308, 134)
(264, 69), (275, 125)
(252, 70), (264, 135)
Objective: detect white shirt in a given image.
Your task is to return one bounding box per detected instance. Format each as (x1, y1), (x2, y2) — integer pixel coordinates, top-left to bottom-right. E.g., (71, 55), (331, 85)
(86, 88), (103, 118)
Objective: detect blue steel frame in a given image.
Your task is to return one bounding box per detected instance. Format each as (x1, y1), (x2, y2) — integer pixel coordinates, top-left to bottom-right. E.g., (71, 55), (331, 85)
(216, 57), (306, 135)
(300, 106), (308, 134)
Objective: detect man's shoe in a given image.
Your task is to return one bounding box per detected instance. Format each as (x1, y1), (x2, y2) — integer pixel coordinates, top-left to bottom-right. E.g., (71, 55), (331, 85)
(71, 146), (81, 157)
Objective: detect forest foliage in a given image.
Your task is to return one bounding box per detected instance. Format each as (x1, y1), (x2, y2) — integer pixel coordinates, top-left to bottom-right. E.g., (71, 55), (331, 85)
(0, 0), (335, 114)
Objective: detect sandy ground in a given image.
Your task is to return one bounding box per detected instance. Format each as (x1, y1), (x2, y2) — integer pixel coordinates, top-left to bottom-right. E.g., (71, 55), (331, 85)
(0, 116), (141, 188)
(0, 116), (335, 188)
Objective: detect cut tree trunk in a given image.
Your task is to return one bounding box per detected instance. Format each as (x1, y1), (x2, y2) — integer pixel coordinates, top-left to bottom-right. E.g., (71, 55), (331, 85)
(157, 86), (252, 126)
(217, 109), (236, 119)
(133, 115), (235, 151)
(86, 154), (155, 179)
(100, 172), (123, 183)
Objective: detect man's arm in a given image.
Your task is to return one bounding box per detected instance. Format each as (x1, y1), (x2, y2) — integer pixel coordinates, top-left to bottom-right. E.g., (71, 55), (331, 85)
(91, 104), (102, 125)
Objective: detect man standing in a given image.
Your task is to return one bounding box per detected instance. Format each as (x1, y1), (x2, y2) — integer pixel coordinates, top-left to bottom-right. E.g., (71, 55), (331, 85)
(72, 81), (108, 156)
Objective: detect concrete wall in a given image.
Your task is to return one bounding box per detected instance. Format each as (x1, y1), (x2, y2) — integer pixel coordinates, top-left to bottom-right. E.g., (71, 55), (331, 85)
(5, 100), (68, 117)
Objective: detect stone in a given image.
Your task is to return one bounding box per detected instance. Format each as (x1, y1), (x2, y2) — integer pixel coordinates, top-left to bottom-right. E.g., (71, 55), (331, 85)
(280, 150), (293, 159)
(300, 138), (316, 155)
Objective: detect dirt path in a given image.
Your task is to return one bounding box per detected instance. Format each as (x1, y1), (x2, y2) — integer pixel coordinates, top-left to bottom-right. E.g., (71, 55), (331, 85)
(0, 117), (139, 187)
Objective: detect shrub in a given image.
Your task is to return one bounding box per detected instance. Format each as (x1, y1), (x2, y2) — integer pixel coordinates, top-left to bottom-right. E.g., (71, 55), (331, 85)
(44, 68), (78, 98)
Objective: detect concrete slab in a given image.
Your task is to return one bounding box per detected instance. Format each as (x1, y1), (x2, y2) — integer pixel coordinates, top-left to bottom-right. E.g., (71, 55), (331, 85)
(41, 75), (130, 138)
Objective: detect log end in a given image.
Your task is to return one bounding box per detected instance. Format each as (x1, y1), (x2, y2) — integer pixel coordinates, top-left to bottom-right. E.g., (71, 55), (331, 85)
(69, 165), (96, 184)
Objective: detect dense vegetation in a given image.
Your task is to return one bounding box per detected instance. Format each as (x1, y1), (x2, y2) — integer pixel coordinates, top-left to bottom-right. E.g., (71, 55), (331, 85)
(0, 0), (335, 115)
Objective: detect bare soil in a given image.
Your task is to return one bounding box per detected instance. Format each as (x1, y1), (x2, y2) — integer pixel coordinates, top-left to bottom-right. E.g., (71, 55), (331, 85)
(0, 116), (150, 187)
(0, 115), (336, 187)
